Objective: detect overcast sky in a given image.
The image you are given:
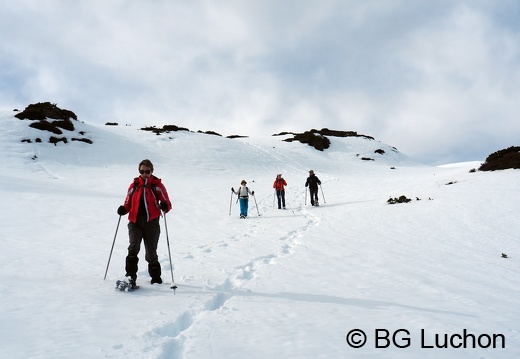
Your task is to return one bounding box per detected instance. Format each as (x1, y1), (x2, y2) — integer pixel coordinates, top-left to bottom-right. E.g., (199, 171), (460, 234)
(1, 0), (519, 164)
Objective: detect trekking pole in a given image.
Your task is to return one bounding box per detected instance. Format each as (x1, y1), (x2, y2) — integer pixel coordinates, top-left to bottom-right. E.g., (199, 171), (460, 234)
(104, 215), (121, 280)
(163, 213), (177, 292)
(304, 187), (307, 205)
(319, 184), (326, 204)
(273, 190), (276, 208)
(229, 190), (233, 215)
(253, 194), (260, 216)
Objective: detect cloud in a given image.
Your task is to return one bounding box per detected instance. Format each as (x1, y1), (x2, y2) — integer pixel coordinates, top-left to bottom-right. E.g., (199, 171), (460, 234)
(380, 4), (520, 163)
(1, 0), (520, 164)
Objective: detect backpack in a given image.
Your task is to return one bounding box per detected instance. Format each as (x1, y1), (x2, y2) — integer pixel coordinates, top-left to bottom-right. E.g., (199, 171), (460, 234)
(238, 186), (250, 197)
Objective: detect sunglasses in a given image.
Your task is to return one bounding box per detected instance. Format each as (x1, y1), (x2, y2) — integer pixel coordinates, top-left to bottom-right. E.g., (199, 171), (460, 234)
(139, 169), (151, 174)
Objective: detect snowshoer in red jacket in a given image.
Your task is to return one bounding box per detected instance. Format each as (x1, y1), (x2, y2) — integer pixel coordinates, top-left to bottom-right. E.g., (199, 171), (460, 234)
(273, 174), (287, 209)
(117, 159), (172, 288)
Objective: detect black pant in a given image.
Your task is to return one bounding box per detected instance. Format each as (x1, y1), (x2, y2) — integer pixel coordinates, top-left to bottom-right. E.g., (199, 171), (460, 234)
(309, 188), (319, 205)
(125, 215), (161, 279)
(276, 190), (286, 208)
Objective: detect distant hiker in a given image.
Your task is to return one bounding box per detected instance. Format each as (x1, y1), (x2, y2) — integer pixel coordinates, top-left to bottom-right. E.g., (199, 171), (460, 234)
(232, 180), (254, 218)
(305, 170), (321, 206)
(273, 174), (287, 209)
(117, 159), (172, 289)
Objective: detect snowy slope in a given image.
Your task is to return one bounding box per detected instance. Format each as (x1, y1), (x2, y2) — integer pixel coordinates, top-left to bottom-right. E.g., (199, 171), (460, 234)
(0, 111), (519, 359)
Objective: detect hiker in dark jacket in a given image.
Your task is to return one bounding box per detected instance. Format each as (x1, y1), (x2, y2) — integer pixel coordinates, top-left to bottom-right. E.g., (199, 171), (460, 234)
(117, 159), (171, 288)
(305, 170), (321, 206)
(273, 174), (287, 209)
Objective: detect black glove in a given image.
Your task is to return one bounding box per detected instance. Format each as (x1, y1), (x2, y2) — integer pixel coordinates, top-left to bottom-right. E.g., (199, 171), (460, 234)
(160, 201), (169, 213)
(252, 191), (255, 195)
(231, 187), (234, 192)
(117, 205), (127, 216)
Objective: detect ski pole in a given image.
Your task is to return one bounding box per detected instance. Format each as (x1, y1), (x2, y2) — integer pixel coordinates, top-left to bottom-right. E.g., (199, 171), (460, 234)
(229, 190), (233, 215)
(273, 190), (276, 208)
(253, 194), (260, 216)
(104, 215), (121, 280)
(304, 187), (307, 205)
(163, 213), (177, 292)
(319, 184), (326, 204)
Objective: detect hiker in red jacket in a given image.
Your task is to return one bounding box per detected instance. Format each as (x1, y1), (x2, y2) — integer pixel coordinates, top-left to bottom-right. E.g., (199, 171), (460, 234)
(117, 159), (172, 288)
(273, 174), (288, 209)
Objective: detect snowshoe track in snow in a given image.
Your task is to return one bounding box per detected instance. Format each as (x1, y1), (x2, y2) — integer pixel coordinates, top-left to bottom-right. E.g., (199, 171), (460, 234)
(106, 200), (320, 358)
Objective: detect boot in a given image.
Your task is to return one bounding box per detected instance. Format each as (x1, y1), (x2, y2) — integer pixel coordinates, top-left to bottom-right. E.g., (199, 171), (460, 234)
(125, 255), (139, 281)
(126, 276), (139, 290)
(149, 262), (163, 284)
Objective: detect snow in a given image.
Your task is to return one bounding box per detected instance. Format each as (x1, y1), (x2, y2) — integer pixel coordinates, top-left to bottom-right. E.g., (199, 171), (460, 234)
(0, 111), (519, 358)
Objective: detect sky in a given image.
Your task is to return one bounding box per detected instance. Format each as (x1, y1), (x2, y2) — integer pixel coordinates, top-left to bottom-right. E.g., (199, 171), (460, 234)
(1, 0), (520, 164)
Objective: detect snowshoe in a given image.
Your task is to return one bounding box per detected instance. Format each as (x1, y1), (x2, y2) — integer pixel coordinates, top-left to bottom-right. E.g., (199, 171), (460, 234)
(115, 277), (139, 292)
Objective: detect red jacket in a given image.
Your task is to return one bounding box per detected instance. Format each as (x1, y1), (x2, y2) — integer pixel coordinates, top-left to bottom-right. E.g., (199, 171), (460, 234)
(123, 175), (171, 223)
(273, 178), (287, 191)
